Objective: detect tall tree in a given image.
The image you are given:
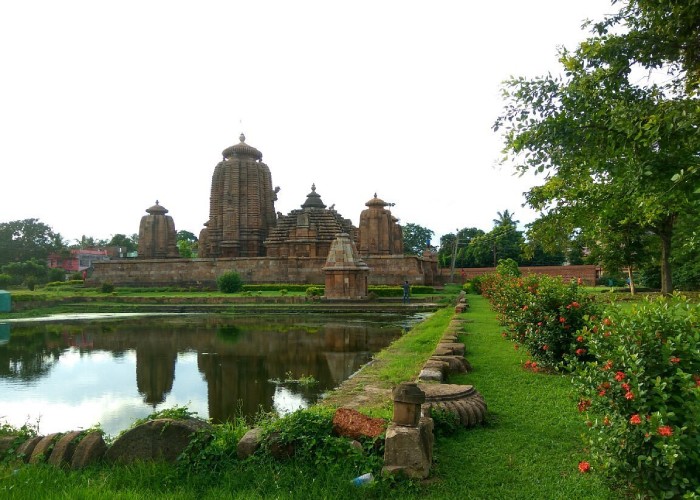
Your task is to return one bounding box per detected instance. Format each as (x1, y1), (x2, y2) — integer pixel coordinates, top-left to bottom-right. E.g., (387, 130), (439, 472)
(495, 1), (700, 294)
(0, 219), (64, 266)
(402, 223), (434, 255)
(108, 234), (138, 253)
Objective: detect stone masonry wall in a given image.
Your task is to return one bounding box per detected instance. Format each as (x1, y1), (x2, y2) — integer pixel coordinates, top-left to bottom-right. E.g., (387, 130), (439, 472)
(88, 255), (436, 288)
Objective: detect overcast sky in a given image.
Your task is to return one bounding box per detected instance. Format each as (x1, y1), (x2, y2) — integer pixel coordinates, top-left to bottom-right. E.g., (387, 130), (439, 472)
(1, 1), (614, 246)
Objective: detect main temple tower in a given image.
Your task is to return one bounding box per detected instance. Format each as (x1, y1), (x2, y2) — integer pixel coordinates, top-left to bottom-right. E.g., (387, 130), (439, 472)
(200, 134), (278, 257)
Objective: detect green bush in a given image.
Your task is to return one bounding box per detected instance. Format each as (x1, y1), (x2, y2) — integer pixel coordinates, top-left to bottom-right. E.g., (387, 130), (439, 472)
(69, 272), (83, 281)
(217, 272), (243, 293)
(0, 274), (11, 288)
(570, 295), (700, 497)
(305, 286), (323, 297)
(100, 282), (115, 294)
(47, 268), (66, 283)
(480, 271), (599, 369)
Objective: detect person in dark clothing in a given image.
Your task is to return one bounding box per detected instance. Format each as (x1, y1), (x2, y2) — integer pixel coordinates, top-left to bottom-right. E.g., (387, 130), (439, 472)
(402, 280), (410, 304)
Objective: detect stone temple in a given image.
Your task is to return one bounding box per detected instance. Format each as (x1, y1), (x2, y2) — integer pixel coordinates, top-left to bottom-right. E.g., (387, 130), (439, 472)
(198, 134), (278, 258)
(92, 134), (438, 289)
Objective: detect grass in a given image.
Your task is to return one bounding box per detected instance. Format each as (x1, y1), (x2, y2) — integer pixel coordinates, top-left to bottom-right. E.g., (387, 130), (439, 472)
(0, 293), (623, 499)
(423, 294), (618, 499)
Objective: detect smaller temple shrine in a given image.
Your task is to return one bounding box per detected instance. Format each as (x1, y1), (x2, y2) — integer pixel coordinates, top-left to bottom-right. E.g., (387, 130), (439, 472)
(264, 184), (356, 258)
(323, 233), (369, 300)
(357, 194), (404, 256)
(137, 201), (179, 259)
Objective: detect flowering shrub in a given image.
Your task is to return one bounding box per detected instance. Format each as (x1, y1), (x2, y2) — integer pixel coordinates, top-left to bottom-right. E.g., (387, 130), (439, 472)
(569, 295), (700, 497)
(480, 267), (599, 369)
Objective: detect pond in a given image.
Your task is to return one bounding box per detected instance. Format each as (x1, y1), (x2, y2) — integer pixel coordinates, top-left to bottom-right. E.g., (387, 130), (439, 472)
(0, 312), (425, 437)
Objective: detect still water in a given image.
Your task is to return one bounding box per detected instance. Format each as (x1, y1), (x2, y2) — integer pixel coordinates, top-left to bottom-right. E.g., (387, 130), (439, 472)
(0, 312), (424, 437)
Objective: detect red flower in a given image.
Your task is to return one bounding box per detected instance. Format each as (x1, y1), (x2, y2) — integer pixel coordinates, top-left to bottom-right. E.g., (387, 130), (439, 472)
(575, 348), (587, 356)
(522, 305), (528, 311)
(598, 389), (607, 396)
(624, 391), (634, 400)
(603, 416), (610, 426)
(657, 426), (673, 437)
(603, 317), (612, 326)
(542, 344), (549, 351)
(524, 360), (532, 367)
(670, 357), (681, 364)
(602, 360), (613, 371)
(629, 414), (642, 425)
(621, 382), (631, 392)
(559, 317), (566, 323)
(578, 399), (591, 412)
(614, 371), (625, 381)
(576, 335), (584, 343)
(578, 461), (591, 473)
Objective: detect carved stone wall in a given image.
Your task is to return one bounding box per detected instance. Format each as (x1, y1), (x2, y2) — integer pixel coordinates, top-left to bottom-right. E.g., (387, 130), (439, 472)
(89, 254), (435, 288)
(265, 185), (356, 258)
(357, 194), (403, 256)
(137, 201), (179, 259)
(201, 134), (277, 258)
(323, 233), (369, 300)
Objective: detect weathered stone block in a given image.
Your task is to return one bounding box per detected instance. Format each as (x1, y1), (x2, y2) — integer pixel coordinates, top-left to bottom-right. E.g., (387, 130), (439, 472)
(16, 436), (43, 463)
(71, 431), (107, 469)
(382, 417), (433, 479)
(237, 427), (263, 460)
(48, 430), (82, 467)
(104, 418), (211, 464)
(30, 433), (62, 464)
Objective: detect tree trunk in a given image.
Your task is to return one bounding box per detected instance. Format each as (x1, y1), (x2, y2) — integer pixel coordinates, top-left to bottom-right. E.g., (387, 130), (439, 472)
(626, 267), (636, 296)
(657, 215), (675, 295)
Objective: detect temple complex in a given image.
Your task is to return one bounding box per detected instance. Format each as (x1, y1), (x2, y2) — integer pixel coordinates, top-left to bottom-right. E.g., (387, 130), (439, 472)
(199, 134), (278, 258)
(357, 194), (404, 256)
(136, 201), (179, 259)
(264, 184), (356, 258)
(90, 134), (440, 290)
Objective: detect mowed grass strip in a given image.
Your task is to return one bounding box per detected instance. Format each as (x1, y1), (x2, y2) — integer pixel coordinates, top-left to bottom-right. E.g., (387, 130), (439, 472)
(421, 294), (619, 499)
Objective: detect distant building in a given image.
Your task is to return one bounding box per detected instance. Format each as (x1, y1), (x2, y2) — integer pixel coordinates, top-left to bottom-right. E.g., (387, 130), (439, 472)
(48, 249), (110, 273)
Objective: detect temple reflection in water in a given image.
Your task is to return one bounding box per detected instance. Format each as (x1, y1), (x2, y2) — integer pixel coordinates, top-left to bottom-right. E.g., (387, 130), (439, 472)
(0, 314), (416, 433)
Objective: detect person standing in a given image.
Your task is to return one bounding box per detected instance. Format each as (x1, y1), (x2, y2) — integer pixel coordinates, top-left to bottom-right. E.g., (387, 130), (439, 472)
(402, 280), (410, 304)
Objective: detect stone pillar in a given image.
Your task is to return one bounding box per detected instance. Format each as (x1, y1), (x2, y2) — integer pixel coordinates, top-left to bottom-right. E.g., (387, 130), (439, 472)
(323, 233), (370, 300)
(382, 383), (433, 479)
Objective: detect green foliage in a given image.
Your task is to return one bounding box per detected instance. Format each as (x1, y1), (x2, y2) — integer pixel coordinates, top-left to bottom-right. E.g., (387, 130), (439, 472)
(0, 218), (65, 267)
(261, 407), (385, 473)
(243, 283), (312, 292)
(0, 274), (10, 288)
(480, 271), (599, 369)
(305, 286), (323, 297)
(69, 272), (83, 281)
(569, 295), (700, 497)
(1, 259), (49, 285)
(107, 233), (138, 253)
(402, 222), (435, 255)
(100, 282), (115, 294)
(47, 267), (65, 283)
(430, 407), (461, 438)
(495, 2), (700, 294)
(495, 258), (520, 277)
(217, 271), (243, 293)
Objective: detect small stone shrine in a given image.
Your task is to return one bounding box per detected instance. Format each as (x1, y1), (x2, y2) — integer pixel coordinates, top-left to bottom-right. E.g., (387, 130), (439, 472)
(264, 184), (356, 258)
(357, 194), (404, 256)
(323, 233), (369, 300)
(199, 134), (278, 257)
(137, 201), (179, 259)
